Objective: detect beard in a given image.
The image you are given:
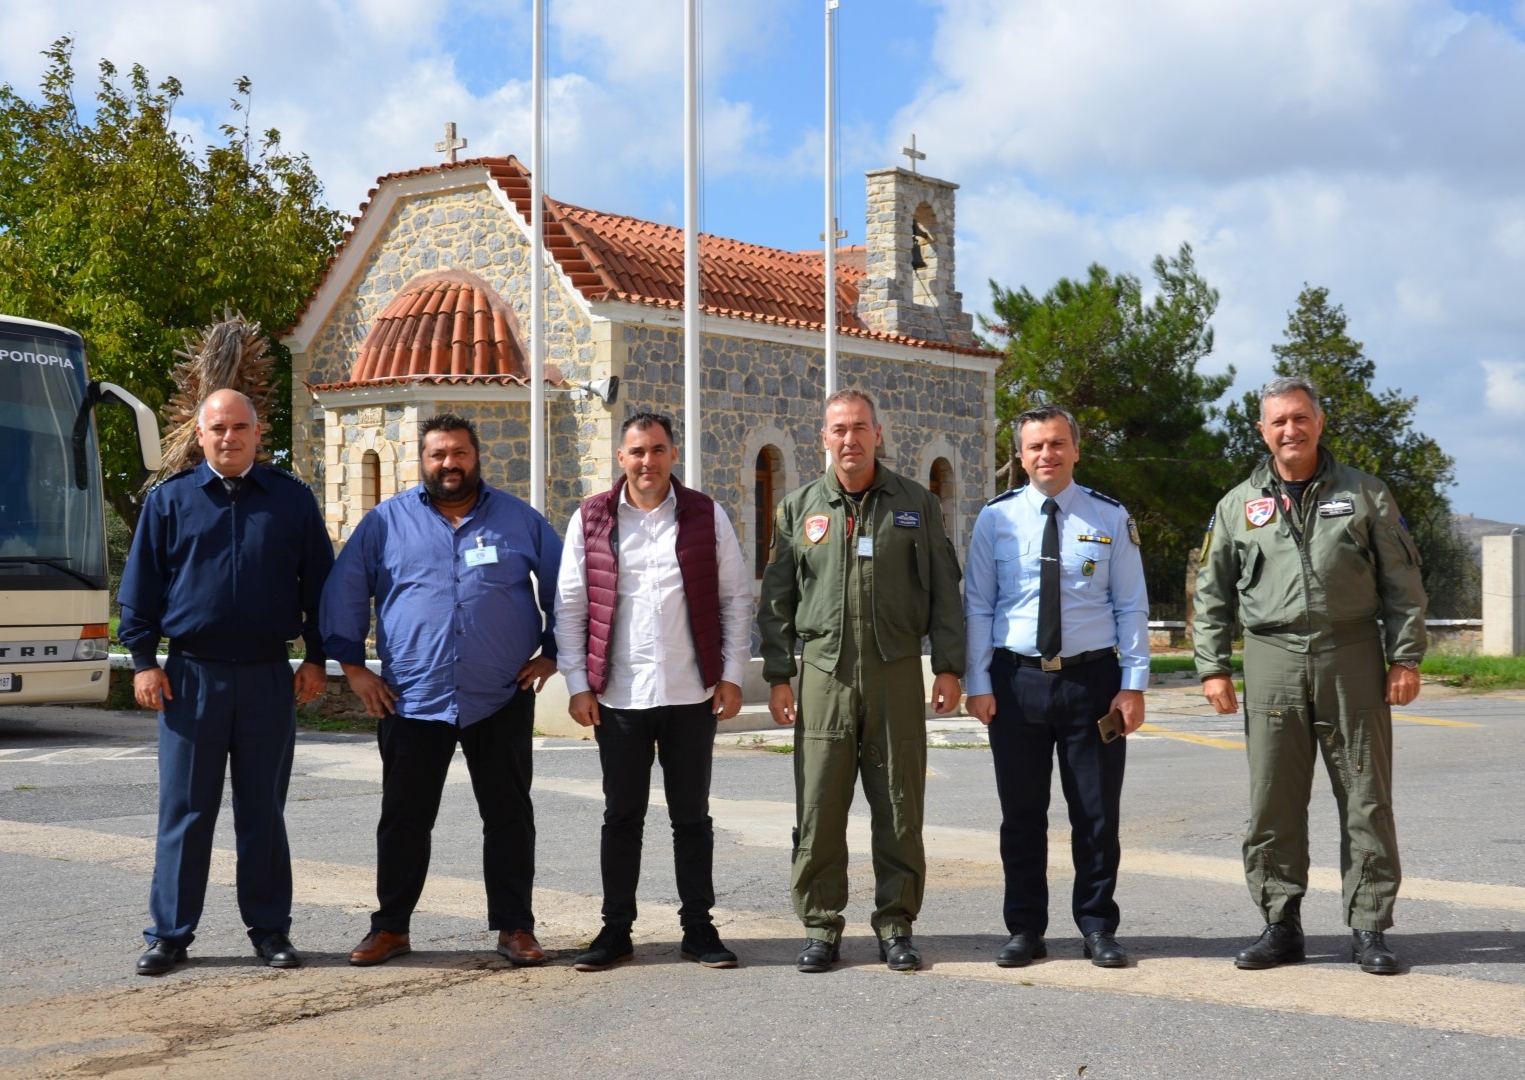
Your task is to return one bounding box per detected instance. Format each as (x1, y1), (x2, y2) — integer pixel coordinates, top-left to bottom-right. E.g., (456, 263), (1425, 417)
(424, 463), (481, 504)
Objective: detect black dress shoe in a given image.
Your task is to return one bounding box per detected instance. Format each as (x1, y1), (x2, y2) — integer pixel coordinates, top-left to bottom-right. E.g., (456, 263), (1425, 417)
(1235, 921), (1305, 969)
(796, 938), (840, 973)
(1352, 929), (1400, 975)
(1083, 931), (1128, 968)
(996, 931), (1047, 968)
(136, 939), (186, 976)
(878, 935), (921, 971)
(255, 931), (302, 969)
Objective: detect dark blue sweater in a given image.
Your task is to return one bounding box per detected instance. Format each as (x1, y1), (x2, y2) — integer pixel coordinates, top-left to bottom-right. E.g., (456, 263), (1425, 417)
(118, 462), (334, 670)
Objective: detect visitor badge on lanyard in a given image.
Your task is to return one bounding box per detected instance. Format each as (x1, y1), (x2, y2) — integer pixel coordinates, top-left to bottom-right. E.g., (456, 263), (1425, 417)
(857, 536), (874, 557)
(464, 535), (498, 567)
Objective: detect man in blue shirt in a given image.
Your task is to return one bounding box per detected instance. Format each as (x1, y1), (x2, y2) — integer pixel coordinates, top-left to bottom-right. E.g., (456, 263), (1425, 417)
(119, 389), (333, 976)
(322, 414), (561, 968)
(964, 405), (1149, 969)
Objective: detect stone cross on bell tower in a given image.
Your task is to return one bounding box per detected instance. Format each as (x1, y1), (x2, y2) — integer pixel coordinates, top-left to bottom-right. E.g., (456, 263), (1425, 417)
(435, 122), (468, 164)
(854, 139), (975, 348)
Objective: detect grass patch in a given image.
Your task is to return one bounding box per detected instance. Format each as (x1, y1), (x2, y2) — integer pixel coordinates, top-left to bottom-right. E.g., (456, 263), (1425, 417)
(932, 741), (989, 750)
(1151, 654), (1242, 674)
(296, 711), (376, 734)
(14, 785), (38, 792)
(1421, 654), (1525, 690)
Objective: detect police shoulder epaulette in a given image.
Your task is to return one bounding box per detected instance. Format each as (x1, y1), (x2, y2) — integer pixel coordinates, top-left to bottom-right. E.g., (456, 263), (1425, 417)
(1081, 485), (1123, 508)
(987, 485), (1025, 506)
(151, 465), (198, 492)
(257, 466), (317, 494)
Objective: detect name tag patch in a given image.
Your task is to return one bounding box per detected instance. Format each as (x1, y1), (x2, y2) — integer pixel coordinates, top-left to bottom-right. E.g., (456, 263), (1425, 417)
(1318, 499), (1355, 518)
(464, 546), (499, 567)
(893, 510), (921, 528)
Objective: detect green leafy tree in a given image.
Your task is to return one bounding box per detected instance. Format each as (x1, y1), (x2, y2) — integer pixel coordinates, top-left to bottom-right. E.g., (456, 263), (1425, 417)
(1226, 285), (1476, 615)
(0, 37), (343, 530)
(983, 243), (1237, 616)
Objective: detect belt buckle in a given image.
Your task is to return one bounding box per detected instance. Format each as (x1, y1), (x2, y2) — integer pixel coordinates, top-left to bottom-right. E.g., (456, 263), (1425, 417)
(1040, 656), (1062, 672)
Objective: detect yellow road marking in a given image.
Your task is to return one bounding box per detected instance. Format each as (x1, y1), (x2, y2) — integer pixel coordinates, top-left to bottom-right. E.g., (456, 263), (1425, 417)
(1137, 723), (1245, 749)
(1393, 714), (1480, 728)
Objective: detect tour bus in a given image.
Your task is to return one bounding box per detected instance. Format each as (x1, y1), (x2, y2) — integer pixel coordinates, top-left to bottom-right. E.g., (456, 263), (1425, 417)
(1, 314), (161, 704)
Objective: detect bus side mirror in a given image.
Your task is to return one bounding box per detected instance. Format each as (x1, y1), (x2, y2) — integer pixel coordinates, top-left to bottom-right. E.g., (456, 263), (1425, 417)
(96, 382), (163, 472)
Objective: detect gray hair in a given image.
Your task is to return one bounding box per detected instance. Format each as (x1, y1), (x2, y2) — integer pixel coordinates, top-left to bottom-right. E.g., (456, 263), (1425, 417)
(1260, 376), (1322, 419)
(823, 388), (878, 427)
(1015, 404), (1080, 446)
(197, 389), (258, 427)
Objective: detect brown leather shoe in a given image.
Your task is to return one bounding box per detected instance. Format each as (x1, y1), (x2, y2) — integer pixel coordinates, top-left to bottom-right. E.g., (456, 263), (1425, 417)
(496, 929), (546, 967)
(350, 929), (411, 967)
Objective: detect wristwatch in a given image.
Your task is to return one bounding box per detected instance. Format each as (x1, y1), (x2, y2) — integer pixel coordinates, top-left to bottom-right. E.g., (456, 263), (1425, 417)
(1393, 660), (1420, 670)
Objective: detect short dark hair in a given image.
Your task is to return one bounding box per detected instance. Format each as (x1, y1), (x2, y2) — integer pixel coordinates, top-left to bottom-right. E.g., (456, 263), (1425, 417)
(1015, 404), (1080, 446)
(621, 411), (675, 442)
(419, 413), (481, 456)
(823, 388), (878, 426)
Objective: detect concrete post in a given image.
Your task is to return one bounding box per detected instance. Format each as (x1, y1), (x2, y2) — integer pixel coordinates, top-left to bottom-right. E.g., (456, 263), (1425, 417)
(1481, 534), (1525, 656)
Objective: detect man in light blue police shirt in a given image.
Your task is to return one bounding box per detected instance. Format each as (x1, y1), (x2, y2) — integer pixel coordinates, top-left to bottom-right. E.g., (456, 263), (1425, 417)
(964, 404), (1149, 969)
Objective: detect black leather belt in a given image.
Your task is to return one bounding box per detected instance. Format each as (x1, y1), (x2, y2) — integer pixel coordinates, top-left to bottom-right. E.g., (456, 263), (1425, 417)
(995, 646), (1117, 672)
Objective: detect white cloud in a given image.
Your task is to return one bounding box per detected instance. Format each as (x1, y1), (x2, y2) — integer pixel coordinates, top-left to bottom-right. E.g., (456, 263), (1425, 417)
(1482, 360), (1525, 415)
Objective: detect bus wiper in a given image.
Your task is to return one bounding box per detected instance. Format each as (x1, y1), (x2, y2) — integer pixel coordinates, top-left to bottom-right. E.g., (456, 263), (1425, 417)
(0, 556), (102, 588)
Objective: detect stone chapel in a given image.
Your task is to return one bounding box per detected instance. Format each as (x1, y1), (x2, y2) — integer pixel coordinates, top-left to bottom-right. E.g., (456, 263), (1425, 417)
(283, 155), (1000, 583)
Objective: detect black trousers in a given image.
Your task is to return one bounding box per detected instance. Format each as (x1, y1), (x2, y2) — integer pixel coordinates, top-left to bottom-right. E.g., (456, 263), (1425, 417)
(593, 701), (718, 931)
(372, 692), (536, 934)
(987, 651), (1125, 937)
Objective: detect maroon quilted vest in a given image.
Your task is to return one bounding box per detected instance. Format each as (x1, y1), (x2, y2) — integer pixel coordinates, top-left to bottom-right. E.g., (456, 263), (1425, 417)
(579, 476), (723, 697)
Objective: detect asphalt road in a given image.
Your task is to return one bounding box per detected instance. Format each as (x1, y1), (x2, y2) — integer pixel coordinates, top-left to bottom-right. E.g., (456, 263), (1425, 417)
(2, 681), (1523, 1078)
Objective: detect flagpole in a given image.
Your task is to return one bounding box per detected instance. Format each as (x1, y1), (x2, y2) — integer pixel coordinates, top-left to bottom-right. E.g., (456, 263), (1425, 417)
(684, 0), (702, 491)
(529, 0), (547, 513)
(823, 0), (839, 401)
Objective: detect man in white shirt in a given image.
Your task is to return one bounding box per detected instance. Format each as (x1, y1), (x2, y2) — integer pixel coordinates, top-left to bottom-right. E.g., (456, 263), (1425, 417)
(555, 412), (753, 971)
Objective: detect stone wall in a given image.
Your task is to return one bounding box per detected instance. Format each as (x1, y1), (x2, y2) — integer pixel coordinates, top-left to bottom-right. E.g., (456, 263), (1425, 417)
(615, 322), (991, 575)
(294, 184), (603, 509)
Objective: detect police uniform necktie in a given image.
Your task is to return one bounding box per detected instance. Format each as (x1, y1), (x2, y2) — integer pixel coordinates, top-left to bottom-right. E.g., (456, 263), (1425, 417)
(222, 475), (244, 501)
(1038, 497), (1062, 659)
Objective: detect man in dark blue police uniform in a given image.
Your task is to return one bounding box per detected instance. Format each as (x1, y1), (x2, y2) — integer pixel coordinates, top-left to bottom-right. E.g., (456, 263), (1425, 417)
(964, 405), (1149, 969)
(119, 389), (333, 975)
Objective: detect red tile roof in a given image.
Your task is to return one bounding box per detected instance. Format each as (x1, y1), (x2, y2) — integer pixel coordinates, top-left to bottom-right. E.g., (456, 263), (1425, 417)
(350, 270), (523, 382)
(293, 156), (995, 358)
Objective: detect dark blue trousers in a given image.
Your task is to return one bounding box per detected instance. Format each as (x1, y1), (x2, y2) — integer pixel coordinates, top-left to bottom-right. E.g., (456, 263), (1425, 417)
(146, 656), (296, 949)
(987, 651), (1125, 938)
(593, 701), (718, 932)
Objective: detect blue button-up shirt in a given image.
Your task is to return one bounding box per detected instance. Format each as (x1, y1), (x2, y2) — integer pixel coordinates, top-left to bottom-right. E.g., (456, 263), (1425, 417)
(964, 481), (1149, 696)
(320, 484), (562, 727)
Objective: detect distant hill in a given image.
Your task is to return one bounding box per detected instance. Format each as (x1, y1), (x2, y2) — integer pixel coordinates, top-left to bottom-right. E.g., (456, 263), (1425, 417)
(1454, 514), (1525, 554)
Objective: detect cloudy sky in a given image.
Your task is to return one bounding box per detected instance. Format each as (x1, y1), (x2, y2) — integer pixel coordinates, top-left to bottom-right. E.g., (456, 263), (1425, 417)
(3, 0), (1522, 520)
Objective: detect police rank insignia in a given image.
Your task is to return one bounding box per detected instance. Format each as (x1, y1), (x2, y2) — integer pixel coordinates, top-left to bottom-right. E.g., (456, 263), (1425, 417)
(1245, 498), (1276, 528)
(1127, 517), (1141, 545)
(804, 514), (830, 544)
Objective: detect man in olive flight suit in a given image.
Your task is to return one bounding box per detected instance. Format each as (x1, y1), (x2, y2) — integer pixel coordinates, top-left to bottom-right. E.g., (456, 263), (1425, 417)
(1194, 376), (1427, 975)
(759, 389), (965, 974)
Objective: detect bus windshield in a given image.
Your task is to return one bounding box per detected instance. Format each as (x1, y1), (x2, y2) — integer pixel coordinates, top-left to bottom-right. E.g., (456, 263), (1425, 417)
(0, 323), (108, 589)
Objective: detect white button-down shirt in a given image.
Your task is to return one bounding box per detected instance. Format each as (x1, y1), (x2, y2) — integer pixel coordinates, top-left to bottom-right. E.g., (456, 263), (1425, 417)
(555, 484), (753, 709)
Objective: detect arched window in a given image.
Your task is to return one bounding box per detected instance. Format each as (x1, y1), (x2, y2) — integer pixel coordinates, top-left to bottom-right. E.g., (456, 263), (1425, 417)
(929, 456), (955, 537)
(754, 445), (783, 578)
(361, 450), (381, 512)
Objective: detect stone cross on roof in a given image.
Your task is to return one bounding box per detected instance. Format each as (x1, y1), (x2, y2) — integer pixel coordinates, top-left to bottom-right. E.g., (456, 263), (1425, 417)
(435, 122), (468, 164)
(901, 133), (926, 173)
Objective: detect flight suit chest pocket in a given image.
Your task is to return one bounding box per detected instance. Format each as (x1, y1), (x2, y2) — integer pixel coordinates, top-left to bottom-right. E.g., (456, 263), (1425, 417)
(1237, 544), (1265, 593)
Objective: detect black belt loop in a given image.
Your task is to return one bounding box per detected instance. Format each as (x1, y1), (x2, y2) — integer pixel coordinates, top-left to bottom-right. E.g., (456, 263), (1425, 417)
(994, 646), (1117, 671)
